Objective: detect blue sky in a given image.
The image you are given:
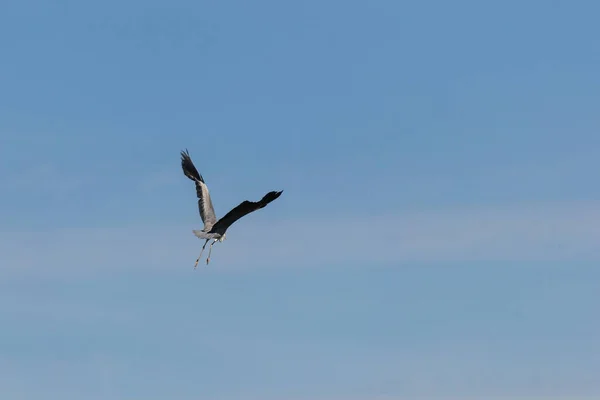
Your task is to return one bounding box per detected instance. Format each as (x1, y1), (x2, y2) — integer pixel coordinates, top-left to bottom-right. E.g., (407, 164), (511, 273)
(1, 0), (599, 399)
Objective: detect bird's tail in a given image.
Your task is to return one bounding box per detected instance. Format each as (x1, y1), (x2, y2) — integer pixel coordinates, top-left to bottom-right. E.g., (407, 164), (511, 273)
(193, 230), (217, 239)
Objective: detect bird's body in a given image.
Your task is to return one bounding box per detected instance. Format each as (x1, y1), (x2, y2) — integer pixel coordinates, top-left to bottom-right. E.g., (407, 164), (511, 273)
(180, 149), (283, 266)
(192, 230), (225, 241)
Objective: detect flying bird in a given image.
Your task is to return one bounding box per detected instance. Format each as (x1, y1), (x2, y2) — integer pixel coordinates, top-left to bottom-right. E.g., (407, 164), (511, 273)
(180, 149), (283, 267)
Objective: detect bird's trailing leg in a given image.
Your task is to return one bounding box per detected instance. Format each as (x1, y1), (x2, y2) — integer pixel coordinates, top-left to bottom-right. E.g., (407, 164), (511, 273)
(194, 239), (210, 269)
(206, 239), (218, 265)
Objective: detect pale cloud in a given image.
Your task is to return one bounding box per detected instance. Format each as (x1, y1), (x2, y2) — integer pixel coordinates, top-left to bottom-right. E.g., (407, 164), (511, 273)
(1, 200), (599, 277)
(282, 397), (599, 400)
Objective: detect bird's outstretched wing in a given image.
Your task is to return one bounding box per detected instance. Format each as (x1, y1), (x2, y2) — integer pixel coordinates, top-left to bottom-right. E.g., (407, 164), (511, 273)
(180, 149), (217, 231)
(210, 190), (283, 234)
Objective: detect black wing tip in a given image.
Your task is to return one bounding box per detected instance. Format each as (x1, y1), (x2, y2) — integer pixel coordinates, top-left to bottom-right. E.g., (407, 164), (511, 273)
(265, 190), (283, 201)
(180, 149), (192, 169)
(180, 148), (205, 182)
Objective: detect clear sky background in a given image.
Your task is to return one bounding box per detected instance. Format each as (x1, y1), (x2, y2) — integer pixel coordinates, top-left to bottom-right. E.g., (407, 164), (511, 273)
(1, 0), (599, 399)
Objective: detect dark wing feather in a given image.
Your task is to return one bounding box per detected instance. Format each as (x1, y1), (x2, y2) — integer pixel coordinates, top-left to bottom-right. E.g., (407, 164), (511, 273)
(210, 190), (283, 234)
(180, 149), (217, 230)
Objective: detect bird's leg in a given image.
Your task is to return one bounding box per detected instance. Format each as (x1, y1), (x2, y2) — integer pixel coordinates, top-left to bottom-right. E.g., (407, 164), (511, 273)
(206, 239), (218, 265)
(194, 239), (209, 269)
